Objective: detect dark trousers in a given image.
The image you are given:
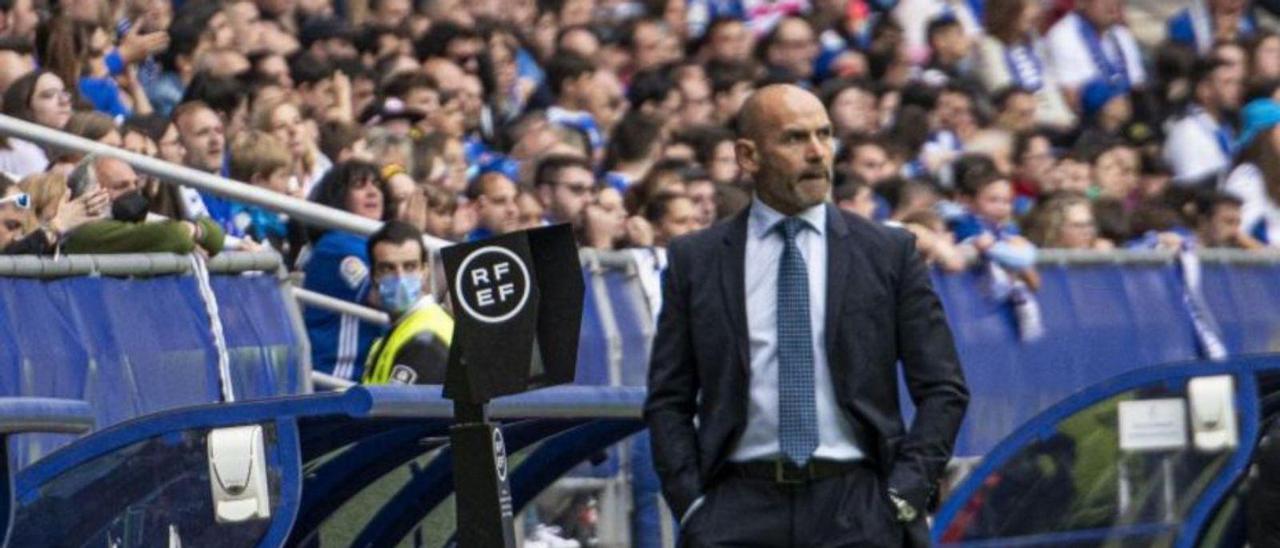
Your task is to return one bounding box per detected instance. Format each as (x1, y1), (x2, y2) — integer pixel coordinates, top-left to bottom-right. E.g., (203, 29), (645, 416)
(679, 464), (904, 547)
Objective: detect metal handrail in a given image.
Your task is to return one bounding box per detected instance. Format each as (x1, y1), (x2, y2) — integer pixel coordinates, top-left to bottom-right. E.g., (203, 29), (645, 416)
(0, 114), (451, 251)
(0, 251), (283, 277)
(291, 286), (391, 326)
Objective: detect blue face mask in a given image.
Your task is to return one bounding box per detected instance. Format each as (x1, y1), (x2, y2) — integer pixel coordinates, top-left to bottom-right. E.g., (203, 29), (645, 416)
(378, 274), (423, 314)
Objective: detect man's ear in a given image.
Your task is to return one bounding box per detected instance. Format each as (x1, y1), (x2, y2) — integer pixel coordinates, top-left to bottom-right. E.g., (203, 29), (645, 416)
(735, 138), (758, 175)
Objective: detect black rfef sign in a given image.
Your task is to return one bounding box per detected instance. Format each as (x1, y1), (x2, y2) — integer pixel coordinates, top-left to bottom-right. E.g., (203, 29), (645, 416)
(440, 224), (583, 404)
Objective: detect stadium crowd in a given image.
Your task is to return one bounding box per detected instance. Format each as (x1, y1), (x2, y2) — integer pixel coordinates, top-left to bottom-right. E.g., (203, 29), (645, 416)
(0, 0), (1276, 379)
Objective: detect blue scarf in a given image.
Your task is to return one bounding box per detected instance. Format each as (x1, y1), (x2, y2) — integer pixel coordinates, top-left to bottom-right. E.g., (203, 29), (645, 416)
(1004, 39), (1045, 92)
(1076, 15), (1130, 89)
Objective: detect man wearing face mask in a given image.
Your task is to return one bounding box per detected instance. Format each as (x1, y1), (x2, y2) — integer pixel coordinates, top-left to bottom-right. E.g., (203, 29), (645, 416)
(361, 220), (454, 386)
(60, 156), (225, 255)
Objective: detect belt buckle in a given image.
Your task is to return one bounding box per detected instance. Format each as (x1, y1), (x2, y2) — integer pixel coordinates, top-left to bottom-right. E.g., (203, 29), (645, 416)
(773, 459), (808, 484)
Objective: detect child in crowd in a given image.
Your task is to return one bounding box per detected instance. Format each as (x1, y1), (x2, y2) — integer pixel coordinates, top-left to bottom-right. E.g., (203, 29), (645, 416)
(228, 130), (303, 262)
(950, 168), (1044, 340)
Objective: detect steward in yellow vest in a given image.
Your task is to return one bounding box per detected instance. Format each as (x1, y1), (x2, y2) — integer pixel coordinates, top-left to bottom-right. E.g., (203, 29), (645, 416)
(363, 296), (453, 384)
(358, 220), (453, 385)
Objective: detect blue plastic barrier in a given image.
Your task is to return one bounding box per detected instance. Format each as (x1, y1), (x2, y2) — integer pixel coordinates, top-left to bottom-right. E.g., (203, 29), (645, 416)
(0, 274), (302, 468)
(10, 385), (644, 548)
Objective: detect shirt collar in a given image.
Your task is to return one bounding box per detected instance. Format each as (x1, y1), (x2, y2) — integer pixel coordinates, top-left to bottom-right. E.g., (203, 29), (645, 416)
(748, 195), (827, 240)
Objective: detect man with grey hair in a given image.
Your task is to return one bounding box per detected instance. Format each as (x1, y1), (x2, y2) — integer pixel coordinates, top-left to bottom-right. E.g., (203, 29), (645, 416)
(60, 155), (226, 255)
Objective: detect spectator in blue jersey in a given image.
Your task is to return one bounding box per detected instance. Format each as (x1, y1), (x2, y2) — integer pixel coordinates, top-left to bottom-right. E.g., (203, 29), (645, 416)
(465, 172), (520, 241)
(1168, 0), (1256, 56)
(951, 166), (1037, 270)
(301, 161), (392, 381)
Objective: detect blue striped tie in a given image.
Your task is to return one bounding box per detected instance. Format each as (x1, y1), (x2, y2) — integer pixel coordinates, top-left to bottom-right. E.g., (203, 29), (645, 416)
(776, 217), (818, 466)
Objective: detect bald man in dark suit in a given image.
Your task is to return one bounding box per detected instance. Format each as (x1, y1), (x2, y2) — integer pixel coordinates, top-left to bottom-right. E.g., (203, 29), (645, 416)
(644, 84), (969, 547)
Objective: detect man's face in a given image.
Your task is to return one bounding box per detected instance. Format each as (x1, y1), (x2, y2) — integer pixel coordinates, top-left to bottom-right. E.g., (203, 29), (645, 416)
(446, 37), (482, 74)
(476, 175), (520, 234)
(677, 76), (714, 128)
(227, 1), (261, 52)
(1017, 136), (1054, 186)
(849, 144), (892, 185)
(936, 91), (974, 133)
(178, 108), (226, 173)
(585, 70), (627, 134)
(737, 87), (834, 215)
(1208, 65), (1244, 111)
(656, 196), (698, 246)
(830, 87), (878, 136)
(541, 165), (596, 225)
(709, 21), (750, 63)
(4, 0), (38, 41)
(768, 19), (818, 80)
(558, 0), (594, 27)
(933, 27), (970, 62)
(98, 159), (141, 201)
(300, 77), (336, 114)
(999, 92), (1038, 133)
(686, 180), (716, 228)
(371, 239), (426, 308)
(631, 22), (675, 72)
(1205, 203), (1243, 246)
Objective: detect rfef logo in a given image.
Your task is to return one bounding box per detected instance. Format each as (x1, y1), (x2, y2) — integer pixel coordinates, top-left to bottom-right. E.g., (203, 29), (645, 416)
(454, 246), (531, 323)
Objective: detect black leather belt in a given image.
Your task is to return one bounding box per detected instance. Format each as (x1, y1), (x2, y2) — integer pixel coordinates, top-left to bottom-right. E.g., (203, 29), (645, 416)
(724, 458), (870, 484)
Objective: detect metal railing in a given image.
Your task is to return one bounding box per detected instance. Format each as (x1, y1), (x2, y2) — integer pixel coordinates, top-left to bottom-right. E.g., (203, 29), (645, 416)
(0, 116), (447, 247)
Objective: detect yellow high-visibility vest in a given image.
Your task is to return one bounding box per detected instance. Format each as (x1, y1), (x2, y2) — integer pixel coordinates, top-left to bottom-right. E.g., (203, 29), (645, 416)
(362, 302), (454, 385)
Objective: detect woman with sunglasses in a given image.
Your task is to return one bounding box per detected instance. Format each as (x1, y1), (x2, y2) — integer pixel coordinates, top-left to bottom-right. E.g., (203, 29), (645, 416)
(0, 173), (110, 255)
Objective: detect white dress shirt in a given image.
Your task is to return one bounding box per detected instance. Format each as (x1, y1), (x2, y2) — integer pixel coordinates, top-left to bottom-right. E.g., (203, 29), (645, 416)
(1045, 12), (1147, 90)
(729, 197), (863, 463)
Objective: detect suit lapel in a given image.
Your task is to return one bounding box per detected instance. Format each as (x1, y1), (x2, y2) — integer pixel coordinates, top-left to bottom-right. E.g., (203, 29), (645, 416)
(824, 204), (852, 364)
(720, 209), (751, 373)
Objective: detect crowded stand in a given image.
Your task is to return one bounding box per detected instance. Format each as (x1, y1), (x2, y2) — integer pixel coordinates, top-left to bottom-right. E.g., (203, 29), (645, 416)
(0, 0), (1274, 383)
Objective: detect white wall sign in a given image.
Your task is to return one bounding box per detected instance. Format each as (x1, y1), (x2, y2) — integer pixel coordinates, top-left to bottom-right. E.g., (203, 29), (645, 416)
(1118, 398), (1188, 452)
